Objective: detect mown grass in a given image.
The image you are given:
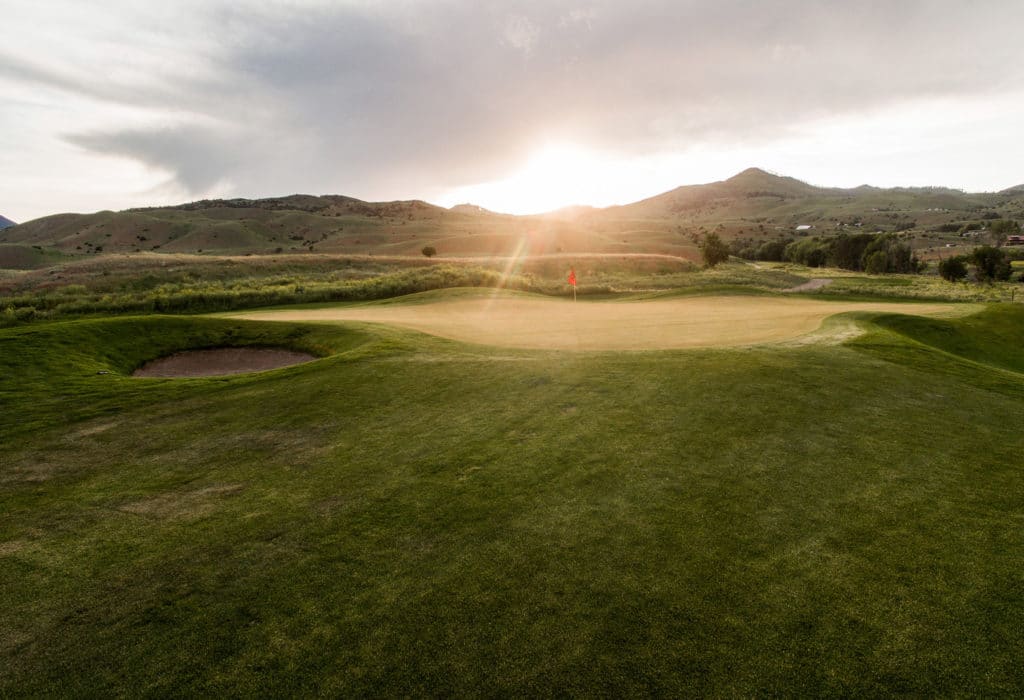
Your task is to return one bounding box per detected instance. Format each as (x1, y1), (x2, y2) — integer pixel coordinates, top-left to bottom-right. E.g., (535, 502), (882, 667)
(2, 298), (1023, 695)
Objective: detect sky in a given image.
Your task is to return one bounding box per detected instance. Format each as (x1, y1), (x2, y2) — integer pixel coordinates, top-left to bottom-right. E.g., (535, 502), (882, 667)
(2, 0), (1023, 223)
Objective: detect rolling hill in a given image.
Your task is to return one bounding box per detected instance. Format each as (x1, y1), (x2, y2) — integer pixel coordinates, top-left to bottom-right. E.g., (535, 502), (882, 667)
(1, 169), (1021, 266)
(0, 214), (15, 230)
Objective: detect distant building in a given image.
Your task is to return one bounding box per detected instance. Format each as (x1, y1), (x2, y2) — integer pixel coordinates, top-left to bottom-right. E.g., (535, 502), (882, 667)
(795, 224), (813, 231)
(1008, 235), (1024, 244)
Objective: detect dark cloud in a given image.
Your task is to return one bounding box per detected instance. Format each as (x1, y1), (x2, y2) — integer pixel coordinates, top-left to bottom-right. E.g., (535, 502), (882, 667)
(66, 127), (247, 192)
(27, 0), (1024, 199)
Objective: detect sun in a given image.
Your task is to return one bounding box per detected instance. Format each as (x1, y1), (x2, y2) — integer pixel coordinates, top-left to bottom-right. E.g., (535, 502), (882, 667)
(436, 141), (750, 215)
(440, 143), (619, 215)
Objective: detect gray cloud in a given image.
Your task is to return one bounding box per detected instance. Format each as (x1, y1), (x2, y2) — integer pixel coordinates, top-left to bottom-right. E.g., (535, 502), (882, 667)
(13, 0), (1023, 200)
(66, 127), (248, 192)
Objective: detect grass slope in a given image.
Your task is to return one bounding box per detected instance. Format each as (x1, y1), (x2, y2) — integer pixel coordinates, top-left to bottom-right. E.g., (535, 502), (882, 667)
(2, 301), (1023, 695)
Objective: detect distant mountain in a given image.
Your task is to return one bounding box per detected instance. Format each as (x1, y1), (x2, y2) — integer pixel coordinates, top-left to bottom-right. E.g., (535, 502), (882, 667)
(0, 214), (15, 230)
(1, 170), (1020, 263)
(611, 168), (844, 217)
(449, 203), (499, 215)
(134, 194), (445, 217)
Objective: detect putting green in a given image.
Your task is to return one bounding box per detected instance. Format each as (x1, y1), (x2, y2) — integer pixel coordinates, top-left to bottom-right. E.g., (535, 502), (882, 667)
(229, 295), (972, 350)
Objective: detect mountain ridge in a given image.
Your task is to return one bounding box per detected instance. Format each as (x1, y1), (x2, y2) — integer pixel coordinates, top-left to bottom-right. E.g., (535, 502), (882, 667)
(1, 169), (1020, 263)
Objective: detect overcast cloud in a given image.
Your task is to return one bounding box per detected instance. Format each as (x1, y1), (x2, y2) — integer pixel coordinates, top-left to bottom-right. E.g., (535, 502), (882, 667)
(2, 0), (1023, 220)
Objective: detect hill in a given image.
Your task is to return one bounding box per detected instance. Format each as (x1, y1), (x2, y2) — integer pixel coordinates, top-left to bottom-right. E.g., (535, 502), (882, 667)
(2, 169), (1022, 266)
(612, 167), (839, 217)
(0, 214), (15, 230)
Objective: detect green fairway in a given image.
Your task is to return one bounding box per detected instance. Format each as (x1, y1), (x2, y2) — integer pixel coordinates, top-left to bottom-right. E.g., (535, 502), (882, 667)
(2, 298), (1023, 695)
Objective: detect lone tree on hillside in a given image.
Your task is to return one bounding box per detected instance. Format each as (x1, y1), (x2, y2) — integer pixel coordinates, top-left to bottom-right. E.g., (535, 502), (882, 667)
(700, 232), (730, 268)
(938, 256), (968, 283)
(421, 245), (437, 258)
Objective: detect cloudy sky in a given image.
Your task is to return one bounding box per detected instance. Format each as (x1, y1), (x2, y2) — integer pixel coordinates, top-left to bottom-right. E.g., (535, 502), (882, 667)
(2, 0), (1023, 222)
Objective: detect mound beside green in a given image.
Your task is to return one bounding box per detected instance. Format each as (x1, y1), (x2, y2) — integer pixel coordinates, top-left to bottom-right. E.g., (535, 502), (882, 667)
(867, 305), (1024, 375)
(1, 303), (1023, 695)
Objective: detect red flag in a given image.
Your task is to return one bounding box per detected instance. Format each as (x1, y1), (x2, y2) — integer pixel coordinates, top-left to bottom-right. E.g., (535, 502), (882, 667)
(568, 269), (577, 286)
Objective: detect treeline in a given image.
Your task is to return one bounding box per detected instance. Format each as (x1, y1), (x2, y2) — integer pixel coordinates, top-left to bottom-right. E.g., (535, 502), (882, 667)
(731, 233), (924, 273)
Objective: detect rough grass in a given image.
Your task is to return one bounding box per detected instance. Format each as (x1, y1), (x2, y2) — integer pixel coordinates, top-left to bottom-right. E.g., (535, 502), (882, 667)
(1, 299), (1023, 695)
(759, 262), (1024, 302)
(5, 253), (1021, 328)
(0, 257), (801, 327)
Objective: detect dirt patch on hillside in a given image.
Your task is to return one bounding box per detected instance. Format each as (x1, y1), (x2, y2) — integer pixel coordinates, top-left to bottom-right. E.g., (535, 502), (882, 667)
(230, 295), (971, 351)
(133, 348), (316, 377)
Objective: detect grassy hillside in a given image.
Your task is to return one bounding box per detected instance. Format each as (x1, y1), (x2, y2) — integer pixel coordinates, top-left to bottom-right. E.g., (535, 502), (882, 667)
(2, 298), (1023, 695)
(3, 169), (1022, 265)
(0, 243), (70, 270)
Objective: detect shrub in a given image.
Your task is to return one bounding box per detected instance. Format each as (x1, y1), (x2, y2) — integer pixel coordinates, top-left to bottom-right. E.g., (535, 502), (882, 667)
(938, 256), (968, 283)
(14, 306), (37, 321)
(970, 246), (1012, 282)
(421, 246), (437, 258)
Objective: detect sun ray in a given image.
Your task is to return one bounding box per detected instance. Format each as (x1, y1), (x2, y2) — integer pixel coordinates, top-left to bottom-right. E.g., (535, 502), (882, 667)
(486, 235), (530, 309)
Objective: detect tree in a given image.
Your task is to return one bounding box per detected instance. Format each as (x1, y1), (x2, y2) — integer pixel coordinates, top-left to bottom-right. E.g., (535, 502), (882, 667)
(829, 233), (875, 271)
(784, 238), (829, 267)
(756, 239), (789, 262)
(988, 219), (1021, 247)
(699, 232), (730, 268)
(888, 242), (917, 273)
(864, 250), (889, 274)
(970, 246), (1012, 282)
(421, 246), (437, 258)
(938, 256), (968, 283)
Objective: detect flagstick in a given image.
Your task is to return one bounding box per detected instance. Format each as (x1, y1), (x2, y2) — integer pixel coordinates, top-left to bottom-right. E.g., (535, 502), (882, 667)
(573, 285), (576, 302)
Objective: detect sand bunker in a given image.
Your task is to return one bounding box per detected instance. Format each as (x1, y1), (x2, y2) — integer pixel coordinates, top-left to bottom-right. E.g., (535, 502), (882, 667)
(133, 348), (316, 377)
(229, 295), (971, 351)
